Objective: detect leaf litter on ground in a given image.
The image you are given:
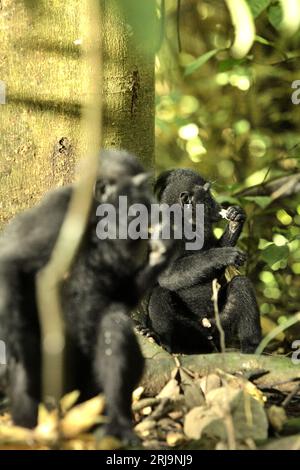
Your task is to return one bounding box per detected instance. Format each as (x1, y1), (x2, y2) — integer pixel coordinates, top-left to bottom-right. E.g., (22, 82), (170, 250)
(0, 363), (300, 450)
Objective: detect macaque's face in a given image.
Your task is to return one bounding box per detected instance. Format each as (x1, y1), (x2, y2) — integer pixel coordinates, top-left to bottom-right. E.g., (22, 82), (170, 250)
(179, 181), (221, 225)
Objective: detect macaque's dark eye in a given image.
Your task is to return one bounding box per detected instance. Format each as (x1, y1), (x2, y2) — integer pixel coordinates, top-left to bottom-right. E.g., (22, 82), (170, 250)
(180, 191), (190, 205)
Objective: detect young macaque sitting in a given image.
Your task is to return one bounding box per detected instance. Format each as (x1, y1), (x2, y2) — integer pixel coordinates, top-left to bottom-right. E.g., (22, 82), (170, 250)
(135, 169), (261, 354)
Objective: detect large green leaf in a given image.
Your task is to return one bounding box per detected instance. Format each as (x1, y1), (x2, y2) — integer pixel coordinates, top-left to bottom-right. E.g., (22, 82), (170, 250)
(268, 3), (283, 30)
(218, 57), (246, 72)
(243, 195), (272, 209)
(261, 243), (289, 267)
(184, 49), (219, 76)
(246, 0), (271, 18)
(215, 195), (241, 205)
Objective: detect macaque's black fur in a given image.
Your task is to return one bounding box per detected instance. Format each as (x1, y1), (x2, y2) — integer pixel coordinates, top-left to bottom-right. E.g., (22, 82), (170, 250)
(0, 149), (172, 442)
(136, 169), (261, 354)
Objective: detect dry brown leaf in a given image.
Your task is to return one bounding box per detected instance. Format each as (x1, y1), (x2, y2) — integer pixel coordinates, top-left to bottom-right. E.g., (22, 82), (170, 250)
(61, 395), (105, 439)
(180, 369), (205, 409)
(260, 435), (300, 450)
(198, 374), (222, 395)
(0, 443), (49, 450)
(0, 424), (32, 444)
(135, 419), (156, 437)
(208, 387), (268, 440)
(62, 434), (97, 450)
(168, 410), (183, 421)
(34, 405), (58, 444)
(166, 432), (186, 447)
(184, 407), (224, 441)
(60, 390), (80, 414)
(216, 369), (265, 404)
(132, 386), (144, 402)
(97, 436), (122, 450)
(157, 379), (180, 400)
(267, 405), (287, 432)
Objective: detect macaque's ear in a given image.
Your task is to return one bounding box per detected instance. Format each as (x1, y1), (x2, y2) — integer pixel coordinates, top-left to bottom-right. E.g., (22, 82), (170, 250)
(132, 172), (152, 187)
(203, 182), (211, 192)
(179, 191), (191, 206)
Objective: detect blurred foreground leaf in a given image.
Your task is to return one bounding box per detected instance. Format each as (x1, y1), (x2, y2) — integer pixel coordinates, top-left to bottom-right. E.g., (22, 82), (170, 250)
(184, 49), (219, 76)
(61, 395), (105, 439)
(225, 0), (255, 58)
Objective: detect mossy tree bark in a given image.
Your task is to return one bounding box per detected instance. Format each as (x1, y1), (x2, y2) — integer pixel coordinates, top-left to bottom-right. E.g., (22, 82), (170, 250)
(0, 0), (156, 227)
(0, 1), (83, 227)
(101, 0), (156, 169)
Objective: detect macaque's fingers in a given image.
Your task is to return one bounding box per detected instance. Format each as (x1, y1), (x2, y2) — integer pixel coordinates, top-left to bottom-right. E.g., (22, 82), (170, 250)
(224, 248), (247, 267)
(223, 205), (246, 223)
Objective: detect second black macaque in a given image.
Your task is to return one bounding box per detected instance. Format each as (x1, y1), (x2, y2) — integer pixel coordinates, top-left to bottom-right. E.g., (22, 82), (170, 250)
(0, 150), (173, 443)
(136, 169), (261, 354)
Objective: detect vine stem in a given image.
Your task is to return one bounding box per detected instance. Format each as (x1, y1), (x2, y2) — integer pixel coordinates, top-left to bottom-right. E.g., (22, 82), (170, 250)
(256, 312), (300, 356)
(36, 0), (103, 402)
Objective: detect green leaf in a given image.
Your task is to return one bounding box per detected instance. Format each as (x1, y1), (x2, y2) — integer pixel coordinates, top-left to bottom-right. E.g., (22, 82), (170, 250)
(243, 196), (272, 209)
(255, 35), (273, 46)
(268, 3), (283, 30)
(184, 49), (219, 76)
(246, 0), (271, 18)
(215, 195), (241, 205)
(261, 243), (289, 267)
(218, 57), (246, 72)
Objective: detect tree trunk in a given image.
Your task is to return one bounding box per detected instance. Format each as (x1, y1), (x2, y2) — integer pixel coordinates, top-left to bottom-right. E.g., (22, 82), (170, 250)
(0, 0), (156, 228)
(101, 0), (156, 169)
(0, 0), (82, 227)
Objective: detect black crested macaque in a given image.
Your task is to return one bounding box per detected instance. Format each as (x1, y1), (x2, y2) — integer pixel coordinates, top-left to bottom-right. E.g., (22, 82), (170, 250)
(136, 169), (261, 354)
(0, 149), (173, 442)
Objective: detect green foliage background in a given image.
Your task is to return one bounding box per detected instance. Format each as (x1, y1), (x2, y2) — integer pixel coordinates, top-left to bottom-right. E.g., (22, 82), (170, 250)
(155, 0), (300, 348)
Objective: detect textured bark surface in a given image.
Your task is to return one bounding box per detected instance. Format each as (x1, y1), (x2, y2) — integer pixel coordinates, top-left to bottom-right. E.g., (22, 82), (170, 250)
(0, 0), (82, 227)
(101, 0), (156, 169)
(0, 0), (156, 227)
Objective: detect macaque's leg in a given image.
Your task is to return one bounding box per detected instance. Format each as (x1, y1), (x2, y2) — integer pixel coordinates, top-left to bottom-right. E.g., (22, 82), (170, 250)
(215, 276), (261, 353)
(93, 305), (144, 442)
(148, 286), (176, 353)
(9, 332), (40, 428)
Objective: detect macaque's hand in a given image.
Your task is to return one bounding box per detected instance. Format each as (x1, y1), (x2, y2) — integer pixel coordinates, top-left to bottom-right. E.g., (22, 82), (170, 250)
(217, 247), (247, 268)
(223, 205), (246, 223)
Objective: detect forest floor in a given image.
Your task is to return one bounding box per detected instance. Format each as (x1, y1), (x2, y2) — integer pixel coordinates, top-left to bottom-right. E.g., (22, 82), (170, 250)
(0, 336), (300, 450)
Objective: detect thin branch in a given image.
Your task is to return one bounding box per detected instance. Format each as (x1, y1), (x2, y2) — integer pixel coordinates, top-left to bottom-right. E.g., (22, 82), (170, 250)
(176, 0), (182, 53)
(236, 173), (300, 200)
(212, 278), (226, 353)
(281, 382), (300, 408)
(256, 312), (300, 356)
